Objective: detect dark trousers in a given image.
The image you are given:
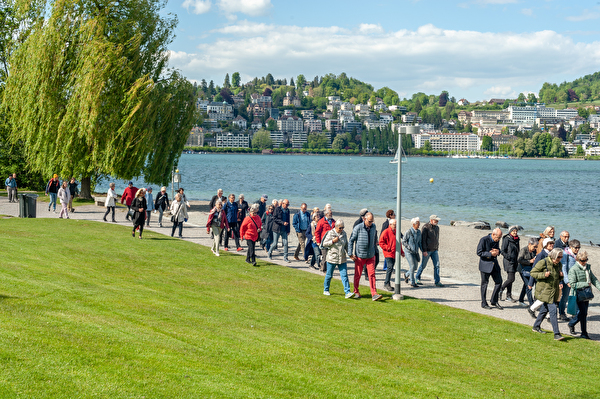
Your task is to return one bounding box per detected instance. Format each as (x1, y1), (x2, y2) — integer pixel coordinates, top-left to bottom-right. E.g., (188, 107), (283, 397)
(171, 221), (183, 237)
(133, 222), (144, 236)
(534, 302), (560, 336)
(518, 271), (534, 304)
(568, 300), (589, 336)
(224, 222), (241, 248)
(384, 257), (395, 285)
(246, 239), (256, 264)
(501, 271), (516, 296)
(103, 206), (115, 221)
(480, 265), (502, 306)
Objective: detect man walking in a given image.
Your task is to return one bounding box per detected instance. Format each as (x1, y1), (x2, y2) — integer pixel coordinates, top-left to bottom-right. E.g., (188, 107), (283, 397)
(554, 231), (569, 250)
(268, 199), (291, 263)
(5, 174), (17, 203)
(416, 215), (443, 287)
(121, 181), (137, 221)
(402, 217), (422, 288)
(255, 194), (268, 218)
(209, 188), (226, 209)
(315, 209), (335, 271)
(477, 228), (504, 310)
(349, 212), (382, 301)
(293, 203), (310, 261)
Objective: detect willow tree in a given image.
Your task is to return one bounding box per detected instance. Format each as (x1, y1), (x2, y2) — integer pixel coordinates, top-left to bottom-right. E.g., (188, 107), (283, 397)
(4, 0), (196, 198)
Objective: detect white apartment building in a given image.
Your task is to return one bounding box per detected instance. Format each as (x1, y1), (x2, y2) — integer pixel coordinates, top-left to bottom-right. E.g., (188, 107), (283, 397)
(340, 102), (354, 111)
(305, 119), (323, 132)
(380, 113), (393, 124)
(216, 132), (250, 148)
(509, 104), (578, 123)
(277, 115), (303, 132)
(292, 132), (308, 148)
(301, 110), (314, 119)
(414, 132), (480, 151)
(325, 119), (340, 132)
(364, 120), (390, 130)
(269, 131), (285, 147)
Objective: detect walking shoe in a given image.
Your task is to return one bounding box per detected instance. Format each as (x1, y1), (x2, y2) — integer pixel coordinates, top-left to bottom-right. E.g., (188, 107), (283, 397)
(345, 292), (355, 299)
(372, 294), (382, 301)
(284, 259), (291, 263)
(268, 253), (272, 260)
(223, 248), (229, 251)
(506, 296), (517, 303)
(252, 262), (258, 267)
(527, 308), (536, 319)
(411, 284), (419, 288)
(532, 327), (546, 334)
(294, 256), (300, 261)
(569, 325), (578, 336)
(416, 279), (423, 285)
(580, 334), (591, 340)
(404, 273), (409, 284)
(354, 293), (361, 299)
(518, 301), (527, 307)
(237, 247), (243, 252)
(323, 291), (331, 296)
(103, 218), (107, 222)
(435, 282), (444, 287)
(492, 303), (504, 310)
(558, 314), (571, 322)
(383, 283), (393, 292)
(159, 223), (163, 227)
(554, 334), (565, 341)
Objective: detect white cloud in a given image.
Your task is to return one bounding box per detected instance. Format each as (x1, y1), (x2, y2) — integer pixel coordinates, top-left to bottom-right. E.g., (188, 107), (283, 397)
(358, 23), (384, 34)
(566, 9), (600, 22)
(473, 0), (517, 4)
(169, 23), (600, 101)
(182, 0), (212, 14)
(217, 0), (272, 17)
(484, 86), (517, 99)
(521, 8), (533, 16)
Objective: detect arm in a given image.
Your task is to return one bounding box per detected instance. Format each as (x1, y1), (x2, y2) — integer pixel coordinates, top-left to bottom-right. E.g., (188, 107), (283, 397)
(561, 255), (569, 284)
(530, 258), (549, 281)
(322, 230), (335, 248)
(292, 213), (300, 232)
(240, 217), (249, 238)
(476, 237), (492, 259)
(517, 247), (530, 267)
(500, 236), (509, 258)
(348, 226), (358, 257)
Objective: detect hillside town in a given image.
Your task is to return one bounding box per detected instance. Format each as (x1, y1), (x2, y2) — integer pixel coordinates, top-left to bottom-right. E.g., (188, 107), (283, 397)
(186, 76), (600, 157)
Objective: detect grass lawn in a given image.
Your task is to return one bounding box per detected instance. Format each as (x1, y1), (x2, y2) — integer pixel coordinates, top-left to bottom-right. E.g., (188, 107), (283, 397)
(1, 218), (598, 398)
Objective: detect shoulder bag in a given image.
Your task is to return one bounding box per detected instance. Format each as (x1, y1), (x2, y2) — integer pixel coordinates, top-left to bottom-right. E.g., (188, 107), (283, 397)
(171, 203), (182, 223)
(576, 286), (594, 302)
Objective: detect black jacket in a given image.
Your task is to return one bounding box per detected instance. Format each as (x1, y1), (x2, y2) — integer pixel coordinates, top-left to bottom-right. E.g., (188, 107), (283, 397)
(517, 246), (536, 273)
(477, 234), (500, 273)
(154, 192), (170, 211)
(272, 206), (290, 234)
(131, 197), (147, 226)
(421, 222), (440, 252)
(500, 234), (520, 273)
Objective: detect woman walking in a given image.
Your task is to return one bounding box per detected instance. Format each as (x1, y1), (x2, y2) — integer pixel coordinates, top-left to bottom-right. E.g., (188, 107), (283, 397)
(531, 248), (565, 341)
(206, 200), (229, 256)
(567, 250), (600, 339)
(240, 203), (262, 266)
(321, 220), (354, 299)
(500, 225), (520, 302)
(57, 181), (70, 219)
(223, 194), (242, 251)
(170, 193), (188, 238)
(154, 187), (170, 227)
(131, 188), (147, 239)
(145, 187), (154, 227)
(103, 182), (117, 222)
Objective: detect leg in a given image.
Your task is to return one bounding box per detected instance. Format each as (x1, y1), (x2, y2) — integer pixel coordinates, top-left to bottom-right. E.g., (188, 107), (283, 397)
(246, 240), (254, 263)
(490, 265), (503, 305)
(281, 232), (289, 261)
(480, 271), (491, 307)
(338, 262), (351, 294)
(265, 235), (273, 252)
(158, 208), (164, 226)
(500, 271), (515, 295)
(138, 223), (144, 237)
(415, 252), (430, 281)
(578, 301), (589, 336)
(211, 226), (221, 252)
(177, 222), (183, 237)
(558, 285), (570, 317)
(171, 222), (177, 237)
(103, 207), (111, 221)
(233, 223), (241, 248)
(365, 257), (377, 296)
(406, 254), (418, 285)
(384, 257), (395, 286)
(353, 258), (365, 295)
(146, 211), (151, 226)
(547, 302), (560, 336)
(68, 196), (74, 212)
(268, 232), (280, 256)
(430, 250), (441, 284)
(126, 205), (132, 220)
(324, 262), (335, 292)
(224, 226), (230, 248)
(299, 232), (306, 258)
(533, 302), (548, 330)
(518, 272), (528, 302)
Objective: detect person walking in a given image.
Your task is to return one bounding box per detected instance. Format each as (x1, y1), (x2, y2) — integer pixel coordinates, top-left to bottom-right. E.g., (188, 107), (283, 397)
(145, 187), (154, 227)
(45, 174), (60, 212)
(209, 188), (226, 209)
(499, 225), (520, 302)
(131, 188), (147, 239)
(255, 194), (268, 218)
(559, 239), (580, 321)
(379, 219), (404, 292)
(154, 187), (170, 227)
(307, 213), (321, 269)
(103, 182), (117, 222)
(268, 199), (291, 263)
(415, 215), (443, 287)
(322, 220), (354, 299)
(536, 226), (555, 254)
(170, 193), (188, 239)
(121, 181), (137, 221)
(314, 209), (335, 271)
(402, 217), (423, 288)
(57, 181), (70, 219)
(477, 228), (504, 310)
(67, 177), (78, 212)
(223, 194), (242, 251)
(260, 205), (275, 252)
(206, 200), (229, 256)
(5, 173), (17, 203)
(380, 209), (395, 271)
(293, 203), (310, 261)
(531, 248), (566, 341)
(349, 212), (381, 301)
(567, 250), (600, 340)
(237, 194), (249, 227)
(240, 203), (262, 266)
(517, 237), (538, 309)
(555, 231), (570, 250)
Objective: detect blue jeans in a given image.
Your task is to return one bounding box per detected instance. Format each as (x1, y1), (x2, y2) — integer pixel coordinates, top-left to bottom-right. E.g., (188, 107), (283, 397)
(416, 249), (440, 284)
(311, 243), (321, 267)
(533, 302), (560, 336)
(49, 193), (57, 211)
(405, 253), (419, 285)
(518, 271), (534, 304)
(558, 285), (570, 316)
(268, 231), (288, 260)
(324, 262), (351, 294)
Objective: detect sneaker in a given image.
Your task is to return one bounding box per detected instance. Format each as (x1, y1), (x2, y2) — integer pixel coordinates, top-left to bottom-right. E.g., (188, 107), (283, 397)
(580, 334), (591, 340)
(159, 223), (163, 227)
(527, 308), (536, 319)
(532, 327), (546, 334)
(268, 253), (272, 260)
(354, 293), (361, 299)
(569, 325), (578, 336)
(284, 259), (291, 263)
(345, 292), (355, 299)
(372, 294), (383, 301)
(435, 282), (444, 287)
(323, 291), (331, 296)
(404, 273), (409, 284)
(518, 301), (527, 307)
(416, 279), (423, 285)
(223, 248), (229, 251)
(383, 283), (393, 292)
(554, 334), (565, 341)
(237, 247), (243, 252)
(215, 251), (220, 257)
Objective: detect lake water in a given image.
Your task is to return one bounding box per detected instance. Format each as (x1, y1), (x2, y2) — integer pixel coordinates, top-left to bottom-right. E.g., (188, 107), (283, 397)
(98, 154), (600, 243)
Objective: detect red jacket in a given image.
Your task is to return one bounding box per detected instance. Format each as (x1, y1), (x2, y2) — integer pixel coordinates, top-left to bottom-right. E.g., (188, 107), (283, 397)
(379, 227), (404, 259)
(314, 217), (335, 244)
(240, 215), (262, 241)
(121, 186), (138, 206)
(206, 208), (229, 233)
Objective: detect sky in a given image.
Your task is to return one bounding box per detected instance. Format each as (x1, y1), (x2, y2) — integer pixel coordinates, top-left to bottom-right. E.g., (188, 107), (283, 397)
(163, 0), (600, 102)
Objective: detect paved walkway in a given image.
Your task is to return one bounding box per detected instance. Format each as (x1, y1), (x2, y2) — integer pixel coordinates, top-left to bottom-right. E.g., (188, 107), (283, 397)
(2, 195), (598, 340)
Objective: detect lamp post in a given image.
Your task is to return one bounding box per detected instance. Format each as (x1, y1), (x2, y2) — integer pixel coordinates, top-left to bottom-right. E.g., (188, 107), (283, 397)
(171, 169), (181, 200)
(393, 127), (405, 301)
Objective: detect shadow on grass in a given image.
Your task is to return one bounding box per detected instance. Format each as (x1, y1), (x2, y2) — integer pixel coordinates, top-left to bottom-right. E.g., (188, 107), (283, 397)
(0, 294), (18, 301)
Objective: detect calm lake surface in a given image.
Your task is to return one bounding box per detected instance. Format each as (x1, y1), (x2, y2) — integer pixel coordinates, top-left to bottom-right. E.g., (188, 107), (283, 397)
(99, 154), (600, 243)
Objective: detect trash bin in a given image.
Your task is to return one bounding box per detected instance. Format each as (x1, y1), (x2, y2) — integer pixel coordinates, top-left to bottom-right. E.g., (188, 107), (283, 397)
(25, 194), (38, 218)
(18, 193), (27, 218)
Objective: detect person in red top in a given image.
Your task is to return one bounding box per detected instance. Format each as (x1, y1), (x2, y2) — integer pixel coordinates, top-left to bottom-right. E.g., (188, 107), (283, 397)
(240, 203), (263, 266)
(379, 219), (404, 292)
(121, 181), (138, 221)
(314, 209), (335, 272)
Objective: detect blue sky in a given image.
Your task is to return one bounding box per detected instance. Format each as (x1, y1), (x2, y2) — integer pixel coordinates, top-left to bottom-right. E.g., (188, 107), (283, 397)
(163, 0), (600, 101)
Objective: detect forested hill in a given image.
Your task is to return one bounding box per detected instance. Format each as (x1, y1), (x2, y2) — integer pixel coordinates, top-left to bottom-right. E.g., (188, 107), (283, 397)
(539, 71), (600, 104)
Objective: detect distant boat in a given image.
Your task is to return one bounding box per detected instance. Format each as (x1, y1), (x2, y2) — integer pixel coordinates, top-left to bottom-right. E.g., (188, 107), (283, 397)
(390, 147), (407, 164)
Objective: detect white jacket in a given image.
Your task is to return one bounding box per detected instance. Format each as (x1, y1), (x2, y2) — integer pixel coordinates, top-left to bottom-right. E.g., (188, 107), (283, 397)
(170, 200), (188, 222)
(58, 187), (70, 204)
(105, 188), (117, 207)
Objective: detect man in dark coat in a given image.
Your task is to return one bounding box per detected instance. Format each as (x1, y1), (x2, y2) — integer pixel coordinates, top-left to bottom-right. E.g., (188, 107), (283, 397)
(268, 199), (291, 263)
(477, 228), (504, 310)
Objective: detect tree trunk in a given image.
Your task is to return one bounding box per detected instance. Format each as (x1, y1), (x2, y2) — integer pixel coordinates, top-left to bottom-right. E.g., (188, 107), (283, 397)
(80, 176), (93, 199)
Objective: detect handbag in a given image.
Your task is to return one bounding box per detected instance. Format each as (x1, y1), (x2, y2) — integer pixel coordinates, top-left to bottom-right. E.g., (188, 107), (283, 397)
(127, 208), (135, 219)
(171, 203), (183, 224)
(567, 295), (578, 316)
(576, 286), (594, 302)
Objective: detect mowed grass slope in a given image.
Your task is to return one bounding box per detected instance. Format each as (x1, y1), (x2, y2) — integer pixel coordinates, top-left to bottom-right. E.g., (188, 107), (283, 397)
(0, 218), (598, 398)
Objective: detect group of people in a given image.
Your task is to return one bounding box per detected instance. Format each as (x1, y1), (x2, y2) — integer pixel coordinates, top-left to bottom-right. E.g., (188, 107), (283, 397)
(44, 175), (79, 219)
(477, 226), (600, 341)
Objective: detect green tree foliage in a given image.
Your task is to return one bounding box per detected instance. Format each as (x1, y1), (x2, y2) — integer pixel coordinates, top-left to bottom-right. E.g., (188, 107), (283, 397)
(231, 72), (240, 88)
(422, 140), (432, 151)
(307, 132), (329, 149)
(251, 129), (273, 149)
(223, 73), (230, 88)
(576, 145), (584, 156)
(331, 134), (347, 150)
(481, 136), (493, 151)
(4, 0), (196, 197)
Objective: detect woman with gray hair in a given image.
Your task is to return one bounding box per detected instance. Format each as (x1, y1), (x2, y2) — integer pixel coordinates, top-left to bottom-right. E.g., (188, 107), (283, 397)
(322, 219), (354, 299)
(240, 203), (262, 266)
(567, 250), (600, 339)
(530, 248), (565, 340)
(170, 193), (188, 239)
(402, 217), (422, 287)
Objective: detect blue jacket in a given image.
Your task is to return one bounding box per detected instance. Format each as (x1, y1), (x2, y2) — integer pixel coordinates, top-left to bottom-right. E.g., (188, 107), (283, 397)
(561, 248), (577, 284)
(349, 222), (377, 259)
(402, 227), (422, 256)
(5, 177), (16, 188)
(224, 201), (239, 224)
(292, 210), (310, 232)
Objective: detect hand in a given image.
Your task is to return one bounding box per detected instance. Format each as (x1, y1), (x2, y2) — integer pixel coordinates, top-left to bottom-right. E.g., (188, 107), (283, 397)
(530, 259), (534, 264)
(491, 249), (499, 257)
(545, 271), (550, 277)
(333, 236), (339, 243)
(284, 222), (288, 226)
(350, 255), (357, 261)
(423, 252), (428, 258)
(567, 283), (571, 288)
(528, 286), (532, 290)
